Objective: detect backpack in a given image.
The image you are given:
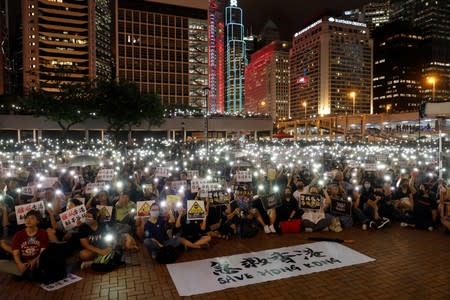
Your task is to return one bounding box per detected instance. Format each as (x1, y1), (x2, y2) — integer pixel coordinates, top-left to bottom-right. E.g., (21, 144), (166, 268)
(91, 247), (124, 272)
(39, 243), (68, 284)
(155, 246), (179, 264)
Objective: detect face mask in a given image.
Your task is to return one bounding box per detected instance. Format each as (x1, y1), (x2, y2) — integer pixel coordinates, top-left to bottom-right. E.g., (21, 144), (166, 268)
(150, 211), (160, 218)
(364, 184), (371, 189)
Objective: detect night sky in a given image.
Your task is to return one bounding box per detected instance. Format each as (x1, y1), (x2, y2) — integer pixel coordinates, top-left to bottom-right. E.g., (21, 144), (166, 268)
(238, 0), (370, 39)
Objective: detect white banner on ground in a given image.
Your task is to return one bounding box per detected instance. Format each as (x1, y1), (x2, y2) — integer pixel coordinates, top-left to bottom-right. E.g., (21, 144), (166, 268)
(167, 242), (375, 296)
(40, 273), (83, 291)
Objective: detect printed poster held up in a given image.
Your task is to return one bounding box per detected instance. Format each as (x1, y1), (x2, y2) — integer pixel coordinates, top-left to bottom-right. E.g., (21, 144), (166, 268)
(136, 200), (155, 217)
(97, 205), (113, 222)
(236, 171), (252, 183)
(96, 169), (115, 182)
(187, 200), (206, 220)
(14, 201), (46, 225)
(59, 205), (87, 230)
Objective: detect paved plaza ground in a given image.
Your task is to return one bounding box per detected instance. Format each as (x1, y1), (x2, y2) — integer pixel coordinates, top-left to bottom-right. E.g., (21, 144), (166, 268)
(0, 224), (449, 300)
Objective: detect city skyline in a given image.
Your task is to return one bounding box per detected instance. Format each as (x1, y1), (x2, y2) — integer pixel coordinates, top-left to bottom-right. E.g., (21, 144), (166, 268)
(239, 0), (371, 39)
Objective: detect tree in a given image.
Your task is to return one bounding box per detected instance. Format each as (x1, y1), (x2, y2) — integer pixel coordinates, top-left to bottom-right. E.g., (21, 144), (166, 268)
(25, 80), (96, 137)
(95, 78), (164, 143)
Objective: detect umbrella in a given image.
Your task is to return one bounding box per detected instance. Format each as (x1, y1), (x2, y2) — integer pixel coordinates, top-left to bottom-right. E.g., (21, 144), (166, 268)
(70, 155), (100, 167)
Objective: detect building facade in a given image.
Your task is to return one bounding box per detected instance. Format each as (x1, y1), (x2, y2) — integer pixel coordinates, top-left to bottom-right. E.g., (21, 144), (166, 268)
(115, 0), (208, 108)
(391, 0), (450, 103)
(225, 0), (247, 113)
(290, 17), (373, 119)
(244, 41), (290, 120)
(21, 0), (113, 93)
(342, 1), (391, 35)
(372, 21), (423, 113)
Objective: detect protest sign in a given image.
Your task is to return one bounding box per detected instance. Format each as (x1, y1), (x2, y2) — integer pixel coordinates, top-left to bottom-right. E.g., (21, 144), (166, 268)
(167, 242), (375, 296)
(330, 199), (352, 216)
(267, 169), (277, 181)
(236, 171), (252, 182)
(186, 170), (199, 180)
(38, 177), (59, 189)
(298, 194), (323, 211)
(97, 205), (113, 221)
(21, 185), (36, 196)
(171, 180), (187, 191)
(0, 168), (16, 178)
(14, 201), (46, 225)
(166, 195), (181, 206)
(59, 205), (87, 230)
(96, 169), (114, 182)
(187, 200), (206, 220)
(260, 194), (282, 211)
(136, 200), (155, 217)
(85, 182), (107, 194)
(155, 167), (170, 177)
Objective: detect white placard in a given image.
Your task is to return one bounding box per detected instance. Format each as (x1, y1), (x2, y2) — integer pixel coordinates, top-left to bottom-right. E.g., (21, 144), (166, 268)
(21, 185), (36, 196)
(14, 201), (46, 225)
(96, 169), (115, 182)
(0, 168), (16, 178)
(236, 171), (252, 182)
(167, 242), (375, 296)
(155, 167), (170, 177)
(187, 200), (206, 220)
(186, 170), (199, 180)
(171, 180), (187, 191)
(59, 205), (87, 230)
(38, 177), (59, 189)
(136, 200), (155, 217)
(85, 182), (107, 194)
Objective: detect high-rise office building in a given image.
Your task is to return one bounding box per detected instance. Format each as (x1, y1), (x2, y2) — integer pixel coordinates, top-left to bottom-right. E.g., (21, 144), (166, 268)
(208, 0), (226, 112)
(225, 0), (247, 113)
(372, 21), (423, 113)
(21, 0), (113, 93)
(391, 0), (450, 102)
(290, 17), (373, 119)
(342, 1), (391, 34)
(0, 2), (6, 95)
(115, 0), (208, 108)
(244, 41), (290, 120)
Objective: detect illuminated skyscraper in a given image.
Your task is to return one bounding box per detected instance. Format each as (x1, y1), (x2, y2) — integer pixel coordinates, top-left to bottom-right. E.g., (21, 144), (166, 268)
(225, 0), (247, 112)
(115, 0), (208, 107)
(290, 17), (373, 119)
(21, 0), (113, 93)
(244, 41), (290, 120)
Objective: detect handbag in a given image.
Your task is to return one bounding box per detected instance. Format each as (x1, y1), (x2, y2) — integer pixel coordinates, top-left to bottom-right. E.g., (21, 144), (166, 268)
(279, 219), (302, 233)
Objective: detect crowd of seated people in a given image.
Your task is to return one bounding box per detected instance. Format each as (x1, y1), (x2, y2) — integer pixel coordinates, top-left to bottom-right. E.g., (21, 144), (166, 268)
(0, 155), (448, 282)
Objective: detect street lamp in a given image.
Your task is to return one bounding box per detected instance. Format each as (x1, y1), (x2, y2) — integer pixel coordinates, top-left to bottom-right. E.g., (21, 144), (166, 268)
(258, 100), (266, 114)
(428, 77), (436, 102)
(349, 92), (356, 115)
(386, 104), (391, 114)
(302, 101), (307, 118)
(202, 87), (210, 156)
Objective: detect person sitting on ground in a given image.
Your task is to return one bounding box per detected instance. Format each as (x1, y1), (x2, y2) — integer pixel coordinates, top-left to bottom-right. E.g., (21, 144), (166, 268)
(301, 185), (331, 232)
(46, 198), (84, 246)
(78, 208), (115, 269)
(173, 203), (211, 249)
(143, 203), (184, 259)
(0, 210), (48, 278)
(400, 183), (437, 231)
(276, 186), (301, 228)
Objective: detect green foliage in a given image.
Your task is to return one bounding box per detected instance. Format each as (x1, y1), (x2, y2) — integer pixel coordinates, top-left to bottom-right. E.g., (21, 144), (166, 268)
(95, 78), (164, 134)
(25, 80), (96, 132)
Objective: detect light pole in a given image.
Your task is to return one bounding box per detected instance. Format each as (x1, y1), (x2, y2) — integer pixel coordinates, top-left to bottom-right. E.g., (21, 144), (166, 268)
(428, 77), (436, 102)
(349, 92), (356, 115)
(258, 100), (266, 114)
(203, 87), (210, 156)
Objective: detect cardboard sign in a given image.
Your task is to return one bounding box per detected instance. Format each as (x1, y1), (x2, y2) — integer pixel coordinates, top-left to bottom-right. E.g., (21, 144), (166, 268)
(330, 199), (352, 216)
(166, 195), (181, 206)
(21, 186), (36, 196)
(85, 182), (107, 194)
(186, 170), (199, 180)
(38, 177), (59, 189)
(14, 201), (46, 225)
(0, 168), (16, 178)
(267, 169), (277, 181)
(96, 169), (114, 182)
(187, 200), (206, 220)
(155, 167), (170, 177)
(298, 194), (323, 211)
(97, 205), (113, 221)
(172, 180), (187, 192)
(136, 200), (155, 217)
(236, 171), (252, 182)
(260, 194), (282, 211)
(59, 205), (87, 230)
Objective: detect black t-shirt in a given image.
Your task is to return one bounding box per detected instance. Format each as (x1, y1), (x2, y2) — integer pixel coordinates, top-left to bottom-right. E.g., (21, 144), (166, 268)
(178, 214), (204, 241)
(78, 223), (110, 249)
(144, 217), (169, 243)
(276, 197), (299, 221)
